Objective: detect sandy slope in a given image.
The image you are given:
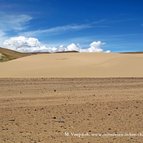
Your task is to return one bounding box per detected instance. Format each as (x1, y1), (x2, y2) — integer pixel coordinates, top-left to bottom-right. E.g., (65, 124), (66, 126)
(0, 47), (30, 62)
(0, 53), (143, 77)
(0, 78), (143, 143)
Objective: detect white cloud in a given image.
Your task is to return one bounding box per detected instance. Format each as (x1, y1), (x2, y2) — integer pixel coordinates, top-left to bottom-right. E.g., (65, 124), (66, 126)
(21, 24), (92, 37)
(105, 50), (111, 53)
(0, 13), (32, 46)
(79, 41), (106, 52)
(21, 19), (107, 37)
(0, 13), (32, 31)
(0, 30), (8, 46)
(3, 36), (110, 53)
(3, 36), (46, 52)
(0, 30), (6, 37)
(66, 43), (80, 51)
(88, 41), (104, 52)
(57, 45), (66, 52)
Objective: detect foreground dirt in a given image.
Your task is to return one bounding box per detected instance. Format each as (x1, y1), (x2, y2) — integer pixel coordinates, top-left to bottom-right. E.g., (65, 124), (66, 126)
(0, 78), (143, 143)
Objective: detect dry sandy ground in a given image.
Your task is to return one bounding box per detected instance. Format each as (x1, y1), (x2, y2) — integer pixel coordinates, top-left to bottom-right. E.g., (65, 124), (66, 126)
(0, 53), (143, 77)
(0, 78), (143, 143)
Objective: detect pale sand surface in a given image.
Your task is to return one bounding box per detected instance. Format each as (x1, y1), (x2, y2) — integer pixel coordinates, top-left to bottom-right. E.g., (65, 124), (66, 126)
(0, 53), (143, 77)
(0, 78), (143, 143)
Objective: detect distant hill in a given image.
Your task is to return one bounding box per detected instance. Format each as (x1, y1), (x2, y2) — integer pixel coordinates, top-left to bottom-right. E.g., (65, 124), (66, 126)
(55, 50), (79, 53)
(120, 52), (143, 54)
(0, 47), (30, 62)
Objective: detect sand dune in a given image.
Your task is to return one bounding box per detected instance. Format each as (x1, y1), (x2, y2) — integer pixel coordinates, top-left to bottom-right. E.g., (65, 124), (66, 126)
(0, 52), (143, 77)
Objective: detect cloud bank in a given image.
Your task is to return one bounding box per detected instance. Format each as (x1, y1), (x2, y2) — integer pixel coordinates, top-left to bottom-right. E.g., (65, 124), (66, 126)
(0, 13), (110, 53)
(3, 36), (110, 53)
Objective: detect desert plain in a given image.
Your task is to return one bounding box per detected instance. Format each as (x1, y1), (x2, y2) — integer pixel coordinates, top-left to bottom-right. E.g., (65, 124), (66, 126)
(0, 52), (143, 143)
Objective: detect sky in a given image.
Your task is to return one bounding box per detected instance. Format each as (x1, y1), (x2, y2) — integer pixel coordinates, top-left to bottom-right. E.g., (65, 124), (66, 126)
(0, 0), (143, 52)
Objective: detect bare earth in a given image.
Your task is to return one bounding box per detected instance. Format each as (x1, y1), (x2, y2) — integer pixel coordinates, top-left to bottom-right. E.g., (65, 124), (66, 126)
(0, 78), (143, 143)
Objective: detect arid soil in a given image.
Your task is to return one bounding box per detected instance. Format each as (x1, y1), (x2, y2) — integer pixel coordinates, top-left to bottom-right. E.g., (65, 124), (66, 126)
(0, 78), (143, 143)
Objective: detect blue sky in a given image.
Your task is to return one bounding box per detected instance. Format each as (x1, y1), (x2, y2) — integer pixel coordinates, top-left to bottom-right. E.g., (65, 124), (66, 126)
(0, 0), (143, 52)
